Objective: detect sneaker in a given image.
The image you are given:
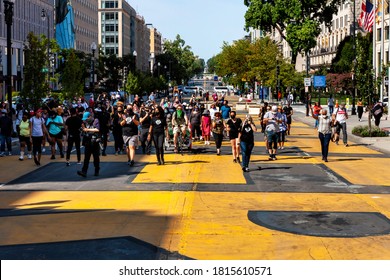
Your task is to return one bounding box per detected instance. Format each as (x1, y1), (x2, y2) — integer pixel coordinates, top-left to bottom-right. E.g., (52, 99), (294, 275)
(236, 157), (241, 163)
(77, 170), (87, 177)
(77, 161), (82, 165)
(130, 160), (135, 167)
(94, 169), (100, 176)
(345, 143), (349, 147)
(34, 157), (40, 166)
(233, 159), (237, 163)
(269, 155), (273, 160)
(281, 147), (284, 150)
(335, 141), (339, 145)
(50, 155), (55, 160)
(42, 148), (46, 153)
(127, 160), (131, 165)
(8, 152), (12, 156)
(273, 156), (277, 160)
(19, 156), (24, 161)
(66, 162), (70, 167)
(27, 154), (32, 159)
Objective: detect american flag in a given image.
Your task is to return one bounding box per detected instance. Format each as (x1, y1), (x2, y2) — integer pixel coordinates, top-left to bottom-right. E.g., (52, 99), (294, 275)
(358, 0), (376, 32)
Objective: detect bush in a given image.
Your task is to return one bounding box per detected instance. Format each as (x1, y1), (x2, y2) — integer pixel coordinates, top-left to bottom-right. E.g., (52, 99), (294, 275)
(352, 125), (388, 137)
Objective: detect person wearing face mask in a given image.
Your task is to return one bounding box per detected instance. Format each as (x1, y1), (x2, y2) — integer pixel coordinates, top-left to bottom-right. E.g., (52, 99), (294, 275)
(189, 106), (202, 141)
(77, 111), (100, 177)
(263, 106), (282, 160)
(226, 111), (242, 163)
(332, 102), (348, 146)
(238, 115), (257, 172)
(18, 112), (32, 160)
(148, 106), (168, 165)
(311, 107), (333, 162)
(46, 109), (65, 160)
(121, 105), (140, 166)
(172, 104), (188, 153)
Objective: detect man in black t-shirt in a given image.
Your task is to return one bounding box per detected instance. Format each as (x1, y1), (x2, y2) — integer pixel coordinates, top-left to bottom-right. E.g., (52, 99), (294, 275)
(139, 104), (152, 154)
(65, 108), (83, 166)
(121, 105), (140, 166)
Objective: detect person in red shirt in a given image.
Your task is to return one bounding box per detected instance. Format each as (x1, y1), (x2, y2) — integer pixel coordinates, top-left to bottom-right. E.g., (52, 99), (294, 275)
(312, 102), (322, 128)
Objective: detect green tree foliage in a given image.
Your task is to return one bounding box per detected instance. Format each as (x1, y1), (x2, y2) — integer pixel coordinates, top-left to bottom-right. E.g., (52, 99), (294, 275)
(125, 71), (141, 97)
(355, 33), (374, 103)
(331, 36), (354, 73)
(244, 0), (342, 65)
(156, 35), (203, 85)
(61, 50), (84, 100)
(20, 32), (47, 109)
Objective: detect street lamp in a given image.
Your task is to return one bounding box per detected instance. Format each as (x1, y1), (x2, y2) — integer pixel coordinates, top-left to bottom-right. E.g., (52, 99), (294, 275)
(3, 0), (15, 112)
(41, 8), (50, 94)
(351, 0), (357, 115)
(133, 50), (137, 72)
(90, 42), (97, 94)
(157, 62), (161, 77)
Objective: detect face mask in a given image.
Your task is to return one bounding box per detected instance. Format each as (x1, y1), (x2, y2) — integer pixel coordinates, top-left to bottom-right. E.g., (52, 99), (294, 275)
(128, 109), (134, 116)
(230, 115), (236, 119)
(177, 110), (183, 118)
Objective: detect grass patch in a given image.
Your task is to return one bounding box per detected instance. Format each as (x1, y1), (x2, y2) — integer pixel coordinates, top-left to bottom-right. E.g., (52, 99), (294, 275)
(352, 125), (388, 137)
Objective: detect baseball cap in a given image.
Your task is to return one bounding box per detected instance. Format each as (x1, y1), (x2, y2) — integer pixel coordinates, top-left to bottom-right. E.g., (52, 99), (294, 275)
(82, 112), (91, 120)
(271, 105), (278, 112)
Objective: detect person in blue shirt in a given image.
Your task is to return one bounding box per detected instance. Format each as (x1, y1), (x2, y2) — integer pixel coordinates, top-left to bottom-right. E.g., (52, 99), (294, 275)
(220, 100), (231, 121)
(46, 108), (64, 160)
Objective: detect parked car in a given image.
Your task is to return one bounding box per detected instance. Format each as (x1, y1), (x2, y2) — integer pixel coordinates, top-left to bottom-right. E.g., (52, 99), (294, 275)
(213, 86), (230, 95)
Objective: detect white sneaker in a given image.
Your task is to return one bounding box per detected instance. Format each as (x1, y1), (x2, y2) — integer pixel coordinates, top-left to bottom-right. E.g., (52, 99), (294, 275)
(8, 152), (12, 156)
(42, 148), (46, 153)
(27, 154), (32, 159)
(19, 156), (24, 161)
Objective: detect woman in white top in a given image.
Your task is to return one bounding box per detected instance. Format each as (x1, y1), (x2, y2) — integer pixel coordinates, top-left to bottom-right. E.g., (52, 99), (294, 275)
(30, 109), (50, 166)
(311, 107), (333, 162)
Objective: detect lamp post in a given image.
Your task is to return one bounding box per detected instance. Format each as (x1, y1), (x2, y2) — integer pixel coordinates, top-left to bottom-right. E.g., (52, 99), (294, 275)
(90, 42), (97, 94)
(157, 62), (161, 77)
(351, 0), (357, 115)
(133, 50), (137, 72)
(4, 0), (14, 112)
(41, 8), (50, 94)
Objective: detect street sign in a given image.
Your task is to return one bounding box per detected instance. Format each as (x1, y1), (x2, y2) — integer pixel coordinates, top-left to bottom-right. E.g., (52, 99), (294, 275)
(304, 78), (311, 87)
(313, 75), (326, 87)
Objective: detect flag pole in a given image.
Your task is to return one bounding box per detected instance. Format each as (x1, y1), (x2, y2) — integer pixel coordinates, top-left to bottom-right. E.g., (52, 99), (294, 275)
(381, 0), (385, 102)
(373, 0), (377, 104)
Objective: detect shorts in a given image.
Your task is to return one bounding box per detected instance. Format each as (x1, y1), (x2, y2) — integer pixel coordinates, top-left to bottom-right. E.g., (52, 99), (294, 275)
(123, 135), (138, 147)
(229, 133), (238, 140)
(173, 124), (186, 134)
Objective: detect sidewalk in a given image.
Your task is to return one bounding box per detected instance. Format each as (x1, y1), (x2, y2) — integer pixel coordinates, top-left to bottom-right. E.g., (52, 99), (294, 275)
(292, 104), (390, 154)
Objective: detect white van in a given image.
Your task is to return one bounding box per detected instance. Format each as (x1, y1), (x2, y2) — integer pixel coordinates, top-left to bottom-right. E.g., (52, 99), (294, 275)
(213, 86), (230, 95)
(183, 86), (205, 95)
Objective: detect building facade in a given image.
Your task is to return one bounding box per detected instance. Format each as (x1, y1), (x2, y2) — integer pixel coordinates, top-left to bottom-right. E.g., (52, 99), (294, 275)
(73, 0), (98, 53)
(147, 23), (162, 74)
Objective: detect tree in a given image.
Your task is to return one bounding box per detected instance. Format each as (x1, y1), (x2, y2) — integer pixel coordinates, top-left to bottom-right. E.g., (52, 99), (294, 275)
(244, 0), (342, 66)
(125, 71), (141, 97)
(20, 32), (47, 109)
(61, 49), (84, 100)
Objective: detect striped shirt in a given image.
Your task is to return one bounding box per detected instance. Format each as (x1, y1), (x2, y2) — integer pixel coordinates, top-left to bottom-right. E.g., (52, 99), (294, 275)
(317, 115), (332, 135)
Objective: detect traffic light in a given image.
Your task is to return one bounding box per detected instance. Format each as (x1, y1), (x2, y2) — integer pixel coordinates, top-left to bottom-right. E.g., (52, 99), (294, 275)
(276, 65), (280, 76)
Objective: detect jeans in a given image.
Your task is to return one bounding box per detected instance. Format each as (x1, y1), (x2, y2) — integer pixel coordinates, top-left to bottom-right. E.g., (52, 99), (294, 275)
(0, 134), (12, 152)
(336, 122), (348, 144)
(213, 132), (223, 149)
(319, 132), (331, 160)
(140, 127), (152, 154)
(240, 141), (254, 168)
(66, 134), (81, 162)
(152, 133), (165, 162)
(82, 140), (100, 174)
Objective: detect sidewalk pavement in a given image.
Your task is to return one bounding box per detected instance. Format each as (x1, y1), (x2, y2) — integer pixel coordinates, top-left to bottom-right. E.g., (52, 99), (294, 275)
(292, 104), (390, 154)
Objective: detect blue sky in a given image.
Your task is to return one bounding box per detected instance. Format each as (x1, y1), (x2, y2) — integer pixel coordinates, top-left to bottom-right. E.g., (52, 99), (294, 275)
(128, 0), (249, 62)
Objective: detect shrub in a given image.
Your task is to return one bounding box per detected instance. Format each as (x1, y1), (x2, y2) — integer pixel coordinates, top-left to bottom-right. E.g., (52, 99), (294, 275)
(352, 125), (388, 137)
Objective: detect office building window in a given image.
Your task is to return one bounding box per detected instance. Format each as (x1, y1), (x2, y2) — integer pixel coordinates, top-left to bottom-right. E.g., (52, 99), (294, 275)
(105, 24), (118, 32)
(386, 26), (389, 40)
(377, 28), (382, 41)
(102, 1), (118, 8)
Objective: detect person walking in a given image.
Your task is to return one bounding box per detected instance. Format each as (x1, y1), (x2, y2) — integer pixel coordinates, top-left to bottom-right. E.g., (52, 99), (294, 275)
(112, 105), (125, 155)
(18, 112), (32, 160)
(46, 109), (65, 159)
(65, 108), (83, 166)
(238, 115), (257, 172)
(96, 104), (111, 156)
(371, 100), (384, 127)
(139, 104), (152, 155)
(332, 102), (348, 146)
(263, 106), (282, 160)
(327, 94), (335, 115)
(312, 102), (322, 128)
(283, 103), (293, 135)
(189, 106), (202, 141)
(311, 107), (333, 162)
(77, 111), (101, 177)
(30, 109), (51, 166)
(278, 106), (287, 150)
(148, 106), (168, 165)
(201, 109), (212, 145)
(357, 99), (364, 122)
(0, 109), (13, 156)
(226, 111), (242, 163)
(212, 111), (225, 155)
(121, 105), (140, 166)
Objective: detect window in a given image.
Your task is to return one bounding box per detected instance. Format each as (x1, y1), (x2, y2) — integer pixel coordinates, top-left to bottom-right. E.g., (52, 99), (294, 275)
(386, 26), (389, 40)
(105, 12), (118, 20)
(105, 24), (118, 32)
(104, 1), (118, 8)
(377, 28), (382, 41)
(105, 36), (118, 43)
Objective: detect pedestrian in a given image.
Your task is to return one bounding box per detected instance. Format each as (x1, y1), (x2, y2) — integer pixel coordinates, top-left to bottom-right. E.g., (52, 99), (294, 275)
(30, 109), (51, 166)
(139, 104), (152, 154)
(209, 103), (218, 120)
(212, 112), (225, 155)
(327, 94), (335, 115)
(148, 106), (168, 165)
(201, 109), (212, 145)
(226, 110), (242, 163)
(96, 104), (111, 156)
(111, 105), (124, 155)
(332, 102), (349, 146)
(263, 105), (282, 160)
(357, 99), (364, 121)
(258, 102), (269, 133)
(220, 100), (231, 122)
(46, 108), (65, 159)
(312, 102), (322, 128)
(0, 109), (13, 156)
(278, 106), (287, 150)
(311, 107), (333, 162)
(77, 111), (101, 177)
(238, 115), (257, 172)
(121, 104), (140, 166)
(189, 105), (202, 141)
(371, 100), (384, 127)
(18, 112), (32, 160)
(283, 103), (293, 135)
(65, 107), (83, 166)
